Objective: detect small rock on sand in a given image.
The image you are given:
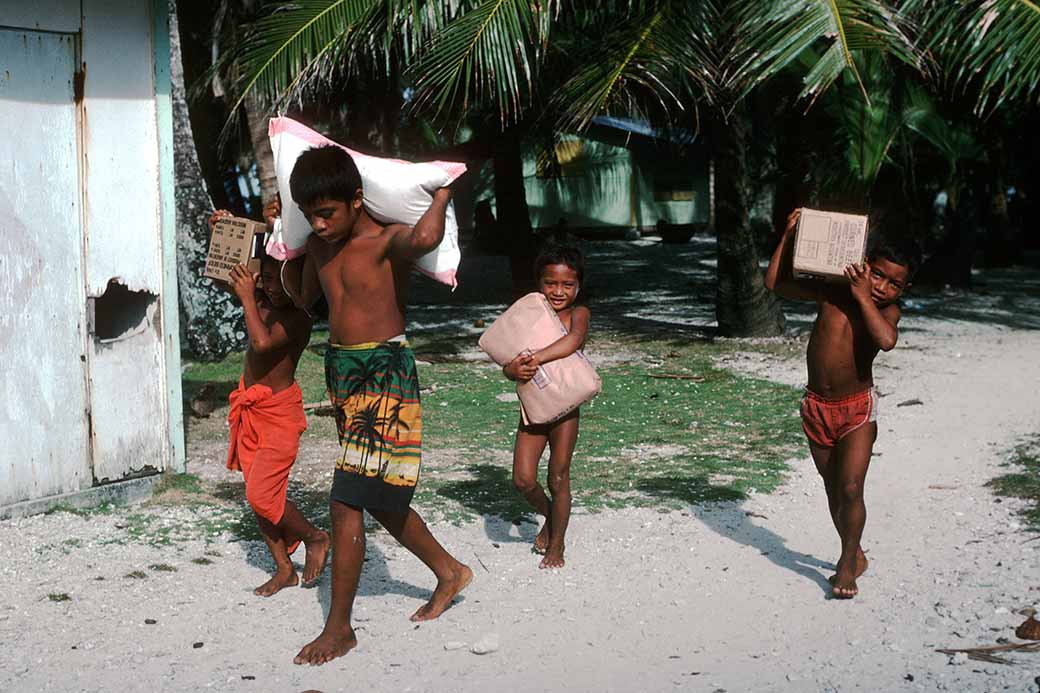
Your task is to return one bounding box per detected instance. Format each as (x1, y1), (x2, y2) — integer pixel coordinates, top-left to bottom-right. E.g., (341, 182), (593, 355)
(471, 634), (499, 655)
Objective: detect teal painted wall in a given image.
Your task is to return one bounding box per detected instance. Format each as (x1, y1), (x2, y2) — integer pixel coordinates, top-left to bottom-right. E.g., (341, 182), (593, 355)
(458, 135), (709, 232)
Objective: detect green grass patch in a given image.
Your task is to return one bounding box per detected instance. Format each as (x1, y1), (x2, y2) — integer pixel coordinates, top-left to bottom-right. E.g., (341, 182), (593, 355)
(124, 570), (147, 579)
(182, 330), (331, 405)
(148, 563), (177, 573)
(44, 503), (91, 517)
(181, 330), (805, 526)
(413, 340), (803, 522)
(47, 593), (71, 602)
(988, 434), (1040, 530)
(112, 505), (242, 547)
(191, 557), (214, 565)
(152, 473), (205, 496)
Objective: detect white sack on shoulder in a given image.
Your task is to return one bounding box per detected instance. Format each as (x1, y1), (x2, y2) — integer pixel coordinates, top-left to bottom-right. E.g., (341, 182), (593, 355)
(267, 116), (466, 288)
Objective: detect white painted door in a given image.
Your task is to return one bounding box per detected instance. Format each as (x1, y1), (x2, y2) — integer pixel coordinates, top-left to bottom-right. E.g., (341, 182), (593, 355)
(0, 30), (92, 506)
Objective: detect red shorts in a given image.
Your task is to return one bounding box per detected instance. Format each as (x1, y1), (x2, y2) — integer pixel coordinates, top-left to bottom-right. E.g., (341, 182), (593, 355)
(800, 388), (878, 449)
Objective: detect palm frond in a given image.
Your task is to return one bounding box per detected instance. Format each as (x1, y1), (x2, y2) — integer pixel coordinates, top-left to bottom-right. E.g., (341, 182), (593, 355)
(548, 0), (714, 133)
(921, 0), (1040, 113)
(742, 0), (923, 105)
(901, 84), (982, 175)
(407, 0), (545, 125)
(224, 0), (385, 125)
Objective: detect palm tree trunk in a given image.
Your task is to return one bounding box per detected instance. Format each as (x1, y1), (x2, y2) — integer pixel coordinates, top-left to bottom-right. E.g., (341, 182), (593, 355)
(982, 135), (1013, 267)
(708, 105), (785, 337)
(243, 94), (278, 202)
(170, 0), (244, 360)
(950, 178), (980, 287)
(493, 135), (537, 297)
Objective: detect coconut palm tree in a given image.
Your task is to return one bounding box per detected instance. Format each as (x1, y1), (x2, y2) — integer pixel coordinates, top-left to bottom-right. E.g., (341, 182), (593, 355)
(906, 0), (1040, 271)
(222, 0), (923, 335)
(345, 400), (384, 474)
(910, 0), (1040, 115)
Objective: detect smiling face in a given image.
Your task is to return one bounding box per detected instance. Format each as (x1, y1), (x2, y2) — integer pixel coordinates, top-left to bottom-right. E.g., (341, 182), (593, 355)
(260, 259), (292, 308)
(299, 190), (363, 243)
(866, 256), (911, 307)
(538, 263), (580, 312)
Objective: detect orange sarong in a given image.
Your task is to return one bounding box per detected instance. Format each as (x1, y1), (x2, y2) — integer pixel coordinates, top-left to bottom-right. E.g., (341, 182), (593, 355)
(226, 378), (307, 531)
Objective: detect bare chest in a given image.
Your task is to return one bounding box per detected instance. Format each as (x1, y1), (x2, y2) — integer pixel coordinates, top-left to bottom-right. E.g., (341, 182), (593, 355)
(812, 301), (875, 354)
(315, 238), (393, 294)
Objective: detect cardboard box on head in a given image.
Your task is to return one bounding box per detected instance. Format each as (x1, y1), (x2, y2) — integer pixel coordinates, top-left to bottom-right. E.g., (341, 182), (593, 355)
(203, 216), (267, 284)
(793, 208), (869, 281)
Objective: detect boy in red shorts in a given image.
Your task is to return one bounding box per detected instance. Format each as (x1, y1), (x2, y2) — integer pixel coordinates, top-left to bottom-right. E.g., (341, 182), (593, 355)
(764, 209), (914, 599)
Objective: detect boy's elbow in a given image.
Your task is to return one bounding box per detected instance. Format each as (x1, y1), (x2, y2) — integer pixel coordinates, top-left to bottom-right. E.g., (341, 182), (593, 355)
(250, 337), (274, 354)
(413, 231), (444, 255)
(878, 335), (897, 352)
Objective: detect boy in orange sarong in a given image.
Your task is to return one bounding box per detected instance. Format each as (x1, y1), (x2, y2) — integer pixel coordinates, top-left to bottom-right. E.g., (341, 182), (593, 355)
(211, 210), (330, 597)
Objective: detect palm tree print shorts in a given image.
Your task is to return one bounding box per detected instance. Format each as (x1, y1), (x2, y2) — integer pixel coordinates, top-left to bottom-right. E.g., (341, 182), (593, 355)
(326, 338), (423, 512)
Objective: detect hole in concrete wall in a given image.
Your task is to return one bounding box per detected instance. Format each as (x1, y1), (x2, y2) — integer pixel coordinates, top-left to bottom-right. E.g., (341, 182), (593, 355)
(89, 280), (157, 342)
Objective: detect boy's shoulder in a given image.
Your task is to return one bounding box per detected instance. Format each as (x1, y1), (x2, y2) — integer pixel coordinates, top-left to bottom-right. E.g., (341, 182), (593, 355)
(383, 222), (412, 241)
(881, 301), (902, 322)
(261, 297), (312, 330)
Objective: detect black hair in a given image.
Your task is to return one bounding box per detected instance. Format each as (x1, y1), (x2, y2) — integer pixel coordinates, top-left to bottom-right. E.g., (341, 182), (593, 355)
(534, 244), (587, 303)
(289, 145), (363, 206)
(868, 237), (920, 280)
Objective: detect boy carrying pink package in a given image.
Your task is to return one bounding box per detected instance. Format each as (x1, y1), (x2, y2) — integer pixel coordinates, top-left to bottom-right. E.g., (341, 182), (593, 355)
(479, 245), (600, 569)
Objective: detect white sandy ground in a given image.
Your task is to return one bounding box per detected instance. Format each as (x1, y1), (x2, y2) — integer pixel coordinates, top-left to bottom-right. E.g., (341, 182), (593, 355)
(3, 317), (1040, 692)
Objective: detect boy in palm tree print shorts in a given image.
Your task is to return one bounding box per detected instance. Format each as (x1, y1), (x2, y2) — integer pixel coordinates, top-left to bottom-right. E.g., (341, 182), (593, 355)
(326, 337), (422, 513)
(282, 146), (470, 666)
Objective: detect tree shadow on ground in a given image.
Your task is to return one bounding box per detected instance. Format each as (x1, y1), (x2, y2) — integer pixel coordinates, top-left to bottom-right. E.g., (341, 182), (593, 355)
(435, 463), (540, 544)
(898, 269), (1040, 330)
(412, 333), (481, 362)
(637, 475), (834, 595)
(212, 479), (433, 612)
(405, 240), (1040, 347)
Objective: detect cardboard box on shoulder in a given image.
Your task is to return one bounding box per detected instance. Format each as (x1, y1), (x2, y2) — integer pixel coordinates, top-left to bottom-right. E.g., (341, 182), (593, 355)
(792, 208), (869, 281)
(203, 216), (267, 283)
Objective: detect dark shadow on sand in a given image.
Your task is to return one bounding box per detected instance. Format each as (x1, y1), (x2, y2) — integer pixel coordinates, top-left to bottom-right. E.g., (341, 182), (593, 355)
(435, 463), (540, 543)
(637, 474), (835, 596)
(213, 479), (436, 614)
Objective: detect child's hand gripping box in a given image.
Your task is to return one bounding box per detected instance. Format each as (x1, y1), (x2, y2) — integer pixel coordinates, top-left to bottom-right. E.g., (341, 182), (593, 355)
(793, 208), (869, 281)
(203, 216), (267, 283)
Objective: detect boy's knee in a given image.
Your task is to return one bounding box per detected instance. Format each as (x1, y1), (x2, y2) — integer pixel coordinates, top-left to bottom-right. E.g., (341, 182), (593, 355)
(548, 473), (570, 497)
(513, 475), (538, 495)
(840, 479), (863, 502)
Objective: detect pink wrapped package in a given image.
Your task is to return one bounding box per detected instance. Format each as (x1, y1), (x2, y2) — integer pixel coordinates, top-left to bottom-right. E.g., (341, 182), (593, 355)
(478, 293), (602, 425)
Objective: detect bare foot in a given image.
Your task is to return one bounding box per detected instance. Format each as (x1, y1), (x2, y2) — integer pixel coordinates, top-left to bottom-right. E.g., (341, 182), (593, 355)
(254, 569), (298, 597)
(301, 531), (331, 586)
(410, 564), (473, 622)
(830, 560), (859, 599)
(829, 550), (869, 585)
(854, 549), (869, 578)
(533, 521), (551, 555)
(293, 625), (357, 665)
(539, 546), (565, 570)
